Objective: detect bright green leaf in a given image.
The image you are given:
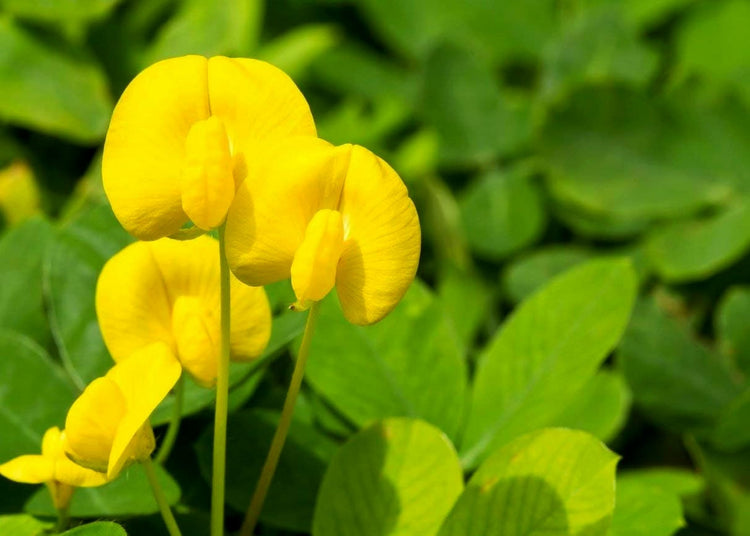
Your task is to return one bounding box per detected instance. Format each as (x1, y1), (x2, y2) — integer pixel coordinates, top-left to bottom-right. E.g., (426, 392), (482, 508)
(25, 463), (179, 518)
(619, 298), (741, 434)
(305, 280), (468, 441)
(461, 259), (637, 467)
(0, 0), (122, 22)
(440, 428), (618, 536)
(0, 19), (112, 142)
(437, 266), (493, 349)
(552, 369), (632, 443)
(312, 418), (464, 536)
(609, 475), (684, 536)
(258, 24), (340, 80)
(0, 514), (50, 536)
(0, 331), (75, 461)
(62, 522), (127, 536)
(616, 468), (703, 498)
(459, 168), (546, 260)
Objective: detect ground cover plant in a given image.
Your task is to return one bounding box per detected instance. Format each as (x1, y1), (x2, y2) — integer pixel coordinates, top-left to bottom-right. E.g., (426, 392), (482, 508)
(0, 0), (748, 535)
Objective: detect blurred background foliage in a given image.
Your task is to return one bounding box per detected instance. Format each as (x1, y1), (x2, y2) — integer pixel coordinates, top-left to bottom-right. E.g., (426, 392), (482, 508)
(0, 0), (749, 535)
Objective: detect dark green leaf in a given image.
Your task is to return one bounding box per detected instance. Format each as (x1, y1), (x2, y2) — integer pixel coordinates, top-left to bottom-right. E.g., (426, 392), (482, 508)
(0, 0), (121, 22)
(716, 286), (750, 377)
(609, 474), (684, 536)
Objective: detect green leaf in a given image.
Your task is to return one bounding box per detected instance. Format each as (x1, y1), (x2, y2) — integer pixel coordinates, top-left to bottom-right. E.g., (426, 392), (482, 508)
(311, 43), (415, 103)
(713, 387), (750, 451)
(616, 468), (704, 498)
(551, 369), (632, 443)
(151, 312), (305, 425)
(0, 19), (112, 142)
(305, 280), (468, 441)
(459, 168), (546, 260)
(619, 298), (741, 434)
(0, 0), (122, 22)
(541, 88), (732, 223)
(355, 0), (557, 63)
(609, 474), (684, 536)
(25, 463), (179, 518)
(0, 331), (76, 461)
(646, 200), (750, 282)
(422, 43), (533, 167)
(62, 522), (127, 536)
(0, 514), (51, 536)
(675, 0), (750, 90)
(145, 0), (263, 63)
(461, 258), (637, 467)
(196, 409), (336, 532)
(312, 418), (464, 536)
(439, 428), (618, 536)
(716, 286), (750, 377)
(541, 7), (658, 102)
(0, 217), (54, 346)
(437, 266), (493, 350)
(501, 246), (593, 304)
(258, 24), (340, 80)
(44, 204), (132, 389)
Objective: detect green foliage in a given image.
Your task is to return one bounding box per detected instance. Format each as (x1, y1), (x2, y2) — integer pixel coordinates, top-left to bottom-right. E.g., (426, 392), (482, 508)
(0, 0), (748, 533)
(312, 418), (464, 536)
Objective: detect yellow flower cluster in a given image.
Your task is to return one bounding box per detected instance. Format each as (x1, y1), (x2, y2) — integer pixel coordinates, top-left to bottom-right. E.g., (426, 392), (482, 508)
(0, 55), (419, 520)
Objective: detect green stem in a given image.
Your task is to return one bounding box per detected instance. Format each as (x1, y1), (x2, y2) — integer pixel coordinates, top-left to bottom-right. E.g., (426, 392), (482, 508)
(55, 505), (70, 533)
(155, 374), (184, 465)
(143, 458), (182, 536)
(211, 225), (232, 536)
(239, 301), (322, 536)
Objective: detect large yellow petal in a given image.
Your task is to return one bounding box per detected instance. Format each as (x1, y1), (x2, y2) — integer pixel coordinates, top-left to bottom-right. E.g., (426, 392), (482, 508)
(45, 429), (109, 488)
(225, 138), (350, 286)
(229, 277), (272, 362)
(0, 455), (54, 484)
(107, 343), (181, 479)
(65, 377), (127, 473)
(96, 241), (175, 362)
(172, 295), (220, 386)
(207, 56), (317, 184)
(336, 146), (421, 325)
(103, 55), (209, 240)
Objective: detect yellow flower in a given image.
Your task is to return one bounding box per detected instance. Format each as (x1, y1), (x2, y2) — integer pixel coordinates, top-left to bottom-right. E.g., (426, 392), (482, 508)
(96, 235), (272, 386)
(0, 427), (108, 511)
(65, 345), (182, 480)
(0, 160), (40, 226)
(224, 138), (421, 325)
(102, 55), (316, 240)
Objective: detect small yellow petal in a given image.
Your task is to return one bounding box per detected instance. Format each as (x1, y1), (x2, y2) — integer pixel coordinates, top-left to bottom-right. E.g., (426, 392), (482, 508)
(336, 146), (421, 325)
(291, 209), (345, 309)
(41, 426), (62, 458)
(0, 455), (54, 484)
(172, 296), (220, 386)
(103, 55), (209, 240)
(180, 116), (235, 231)
(106, 343), (181, 479)
(54, 431), (109, 488)
(229, 277), (272, 362)
(225, 138), (350, 286)
(65, 377), (127, 473)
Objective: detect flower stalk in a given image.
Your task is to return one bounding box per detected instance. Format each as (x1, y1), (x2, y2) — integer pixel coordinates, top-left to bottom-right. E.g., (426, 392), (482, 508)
(239, 301), (322, 536)
(143, 457), (182, 536)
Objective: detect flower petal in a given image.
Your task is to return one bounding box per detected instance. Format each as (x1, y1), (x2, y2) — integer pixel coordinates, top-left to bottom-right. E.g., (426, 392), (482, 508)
(97, 241), (175, 362)
(65, 377), (127, 473)
(0, 455), (54, 484)
(107, 343), (181, 479)
(103, 55), (209, 240)
(172, 296), (220, 386)
(336, 146), (421, 325)
(225, 137), (350, 286)
(207, 56), (317, 182)
(229, 277), (272, 362)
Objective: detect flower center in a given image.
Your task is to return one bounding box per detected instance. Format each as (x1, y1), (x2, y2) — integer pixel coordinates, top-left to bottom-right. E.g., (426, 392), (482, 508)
(180, 116), (236, 230)
(290, 209), (345, 310)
